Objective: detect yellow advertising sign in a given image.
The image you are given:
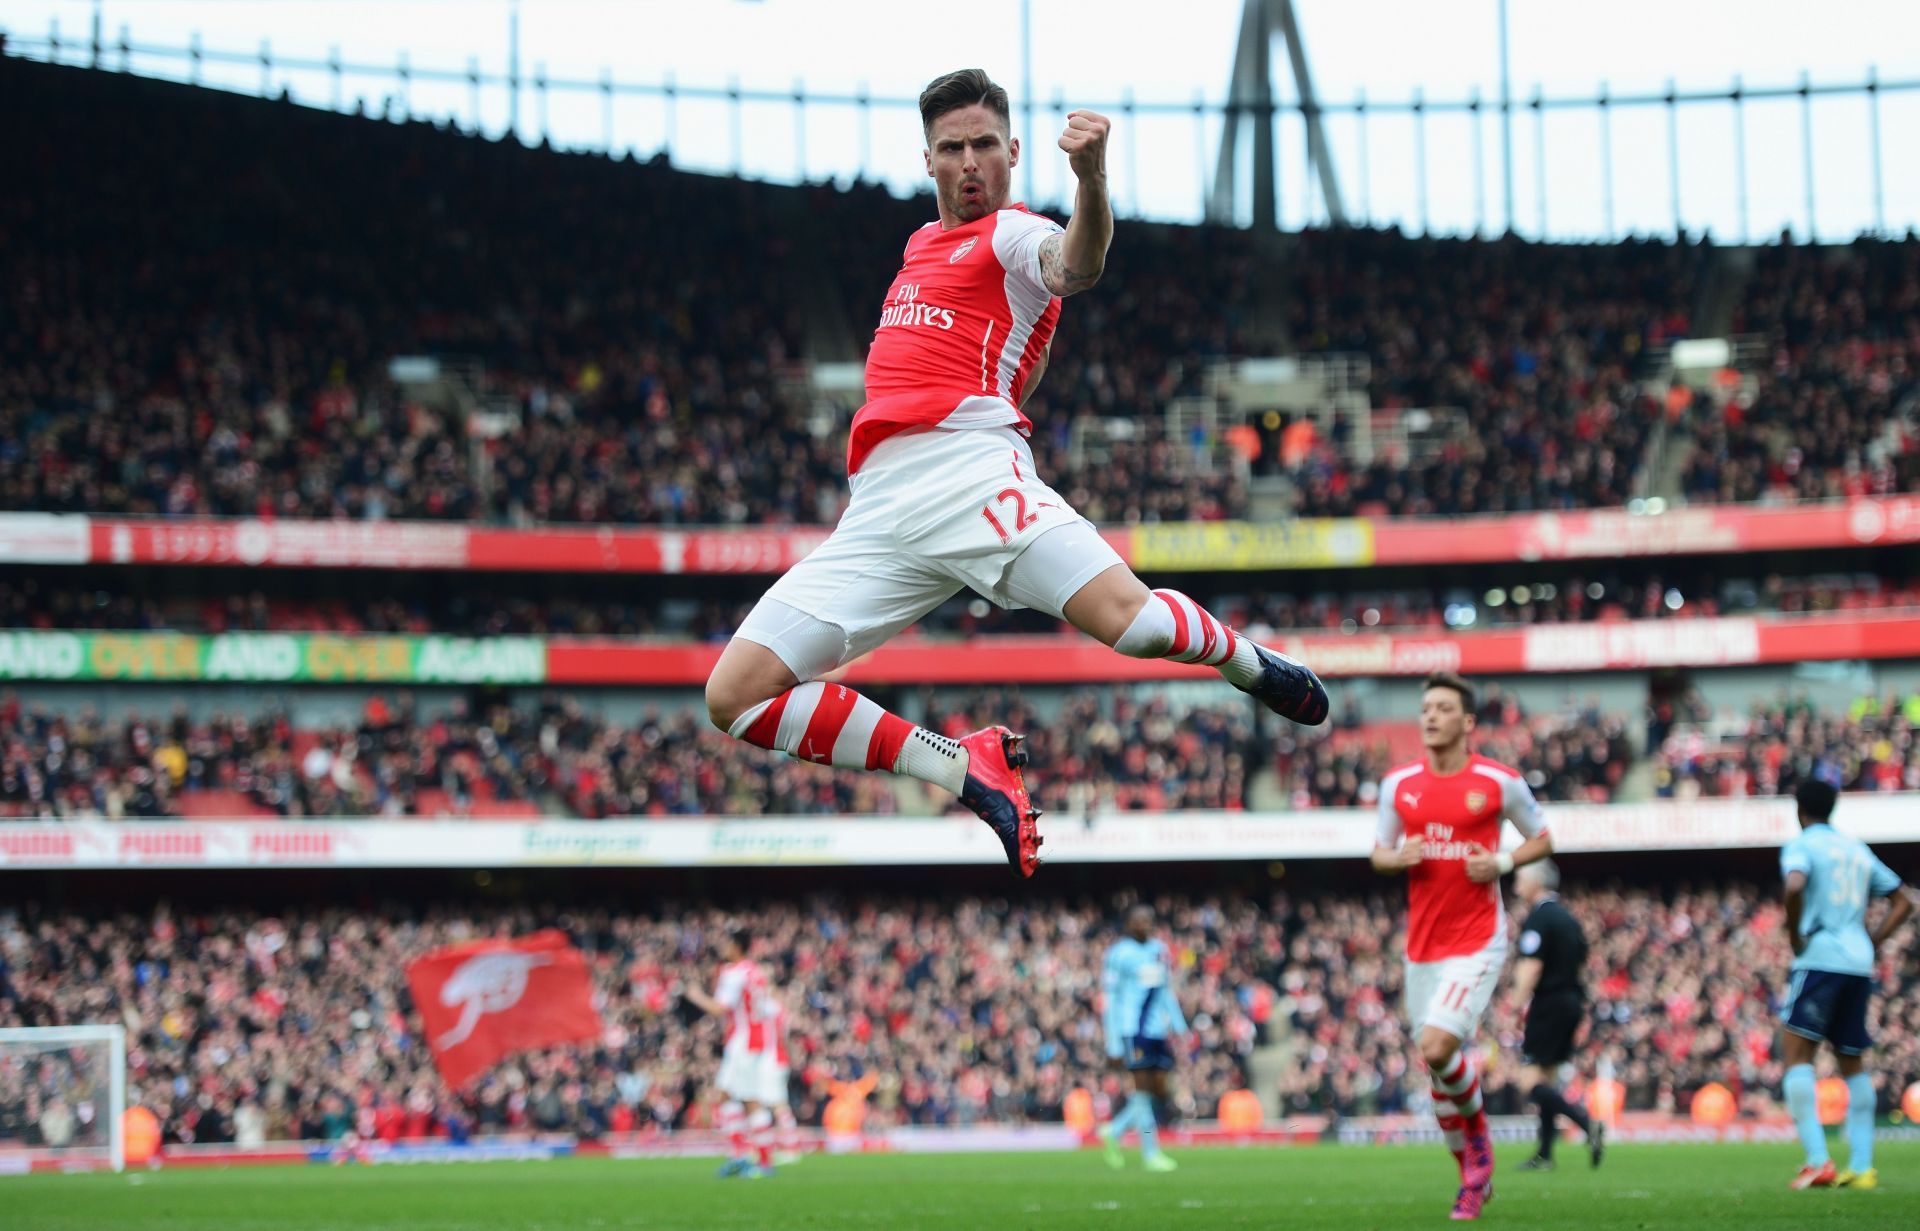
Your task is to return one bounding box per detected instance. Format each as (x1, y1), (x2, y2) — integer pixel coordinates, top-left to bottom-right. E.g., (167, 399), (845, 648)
(1129, 520), (1375, 572)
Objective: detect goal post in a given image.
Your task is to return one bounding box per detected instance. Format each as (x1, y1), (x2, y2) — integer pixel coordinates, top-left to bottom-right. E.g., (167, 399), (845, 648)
(0, 1025), (127, 1174)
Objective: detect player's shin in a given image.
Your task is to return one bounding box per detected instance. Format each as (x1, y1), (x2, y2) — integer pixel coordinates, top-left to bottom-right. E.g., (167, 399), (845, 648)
(1783, 1064), (1829, 1167)
(1435, 1111), (1469, 1174)
(1845, 1072), (1875, 1173)
(1529, 1084), (1560, 1160)
(1431, 1049), (1487, 1135)
(749, 1107), (775, 1169)
(729, 681), (968, 794)
(1129, 1092), (1161, 1158)
(1113, 590), (1261, 685)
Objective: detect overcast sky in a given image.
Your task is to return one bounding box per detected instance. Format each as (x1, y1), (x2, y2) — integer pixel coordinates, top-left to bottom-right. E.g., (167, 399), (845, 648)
(7, 0), (1918, 240)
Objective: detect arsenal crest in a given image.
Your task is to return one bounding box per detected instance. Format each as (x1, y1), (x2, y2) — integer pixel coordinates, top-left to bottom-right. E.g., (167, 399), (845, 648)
(1464, 790), (1489, 813)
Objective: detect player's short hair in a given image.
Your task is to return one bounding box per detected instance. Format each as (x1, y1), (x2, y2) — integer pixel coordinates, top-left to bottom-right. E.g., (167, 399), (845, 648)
(1795, 778), (1838, 823)
(1522, 858), (1561, 890)
(727, 926), (753, 956)
(1421, 670), (1476, 713)
(1126, 903), (1155, 926)
(919, 69), (1011, 140)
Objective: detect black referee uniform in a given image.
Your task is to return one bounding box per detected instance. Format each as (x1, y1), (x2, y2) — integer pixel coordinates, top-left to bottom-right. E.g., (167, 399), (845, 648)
(1519, 894), (1587, 1067)
(1518, 893), (1600, 1168)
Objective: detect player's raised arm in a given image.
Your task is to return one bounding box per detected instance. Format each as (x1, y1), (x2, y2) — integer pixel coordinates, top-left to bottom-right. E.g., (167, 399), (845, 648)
(1037, 110), (1112, 297)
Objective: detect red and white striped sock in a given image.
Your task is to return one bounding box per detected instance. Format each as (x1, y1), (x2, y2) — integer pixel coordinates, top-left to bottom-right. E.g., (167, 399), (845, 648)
(775, 1105), (799, 1154)
(1432, 1050), (1487, 1136)
(1114, 590), (1263, 687)
(719, 1099), (748, 1162)
(728, 681), (968, 795)
(749, 1108), (775, 1168)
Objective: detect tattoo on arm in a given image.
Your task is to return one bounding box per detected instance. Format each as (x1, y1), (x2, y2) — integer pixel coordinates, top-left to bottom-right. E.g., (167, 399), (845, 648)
(1038, 234), (1100, 297)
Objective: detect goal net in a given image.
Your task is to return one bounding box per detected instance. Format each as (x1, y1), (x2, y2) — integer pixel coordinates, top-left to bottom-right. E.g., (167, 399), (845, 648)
(0, 1026), (126, 1175)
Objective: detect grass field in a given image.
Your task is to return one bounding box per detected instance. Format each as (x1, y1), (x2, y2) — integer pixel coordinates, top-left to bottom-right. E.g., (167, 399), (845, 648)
(11, 1141), (1920, 1230)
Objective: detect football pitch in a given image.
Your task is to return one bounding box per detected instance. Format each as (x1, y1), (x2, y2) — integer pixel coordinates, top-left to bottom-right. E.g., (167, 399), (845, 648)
(12, 1141), (1920, 1230)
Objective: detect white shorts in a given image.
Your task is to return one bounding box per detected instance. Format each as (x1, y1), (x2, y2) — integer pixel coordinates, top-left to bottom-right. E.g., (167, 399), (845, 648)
(1404, 934), (1507, 1042)
(736, 426), (1123, 678)
(717, 1045), (789, 1106)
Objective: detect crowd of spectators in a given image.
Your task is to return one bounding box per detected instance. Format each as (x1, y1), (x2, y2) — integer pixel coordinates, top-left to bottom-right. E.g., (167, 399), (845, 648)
(1282, 228), (1702, 516)
(0, 893), (1260, 1146)
(0, 688), (1261, 821)
(1655, 688), (1920, 798)
(21, 62), (1916, 537)
(19, 680), (1920, 820)
(2, 60), (1250, 532)
(3, 881), (1913, 1149)
(1679, 239), (1920, 505)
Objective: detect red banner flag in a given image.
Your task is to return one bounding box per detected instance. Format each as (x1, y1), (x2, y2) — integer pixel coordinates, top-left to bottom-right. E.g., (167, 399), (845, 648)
(405, 929), (601, 1089)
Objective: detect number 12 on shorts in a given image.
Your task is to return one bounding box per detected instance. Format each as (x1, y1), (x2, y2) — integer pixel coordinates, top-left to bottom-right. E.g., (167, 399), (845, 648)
(980, 487), (1037, 545)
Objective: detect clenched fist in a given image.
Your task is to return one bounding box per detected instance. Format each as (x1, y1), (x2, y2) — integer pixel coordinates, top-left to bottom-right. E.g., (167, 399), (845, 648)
(1058, 109), (1110, 181)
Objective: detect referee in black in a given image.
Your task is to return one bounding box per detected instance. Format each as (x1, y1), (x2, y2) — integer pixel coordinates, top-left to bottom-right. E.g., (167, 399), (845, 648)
(1512, 859), (1605, 1170)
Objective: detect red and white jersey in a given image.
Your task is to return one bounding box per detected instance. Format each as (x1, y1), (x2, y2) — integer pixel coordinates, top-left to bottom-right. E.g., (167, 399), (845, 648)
(849, 205), (1064, 474)
(767, 1000), (791, 1068)
(1375, 754), (1547, 963)
(714, 959), (772, 1053)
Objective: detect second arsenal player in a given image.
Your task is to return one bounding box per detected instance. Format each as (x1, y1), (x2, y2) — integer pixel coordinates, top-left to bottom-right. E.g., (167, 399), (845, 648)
(1373, 670), (1555, 1221)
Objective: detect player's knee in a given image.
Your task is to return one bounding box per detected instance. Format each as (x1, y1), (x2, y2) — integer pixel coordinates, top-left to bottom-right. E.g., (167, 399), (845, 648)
(704, 669), (751, 734)
(1420, 1036), (1458, 1072)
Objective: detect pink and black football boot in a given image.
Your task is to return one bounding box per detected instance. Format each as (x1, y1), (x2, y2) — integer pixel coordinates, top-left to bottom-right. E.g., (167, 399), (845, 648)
(1451, 1131), (1495, 1220)
(958, 727), (1043, 877)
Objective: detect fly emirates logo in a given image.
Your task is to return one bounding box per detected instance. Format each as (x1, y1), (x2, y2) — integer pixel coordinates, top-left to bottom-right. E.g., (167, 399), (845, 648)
(1419, 823), (1478, 862)
(878, 282), (955, 331)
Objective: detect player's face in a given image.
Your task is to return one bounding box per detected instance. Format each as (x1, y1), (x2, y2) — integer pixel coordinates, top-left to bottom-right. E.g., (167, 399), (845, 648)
(1127, 912), (1153, 941)
(924, 105), (1018, 224)
(1419, 687), (1474, 752)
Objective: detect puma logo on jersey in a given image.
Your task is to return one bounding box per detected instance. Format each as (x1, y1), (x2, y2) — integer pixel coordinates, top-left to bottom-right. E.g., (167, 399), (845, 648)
(950, 237), (978, 263)
(1401, 791), (1422, 810)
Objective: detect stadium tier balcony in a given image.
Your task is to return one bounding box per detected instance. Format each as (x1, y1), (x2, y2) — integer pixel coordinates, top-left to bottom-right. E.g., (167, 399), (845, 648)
(10, 59), (1917, 531)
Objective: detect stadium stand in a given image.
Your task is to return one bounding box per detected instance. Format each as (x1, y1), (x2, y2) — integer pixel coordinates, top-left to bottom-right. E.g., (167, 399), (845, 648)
(1679, 240), (1920, 504)
(9, 61), (1914, 525)
(2, 886), (1913, 1144)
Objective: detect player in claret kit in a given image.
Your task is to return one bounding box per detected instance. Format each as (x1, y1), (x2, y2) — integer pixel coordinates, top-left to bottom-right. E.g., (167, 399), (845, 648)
(1372, 671), (1555, 1221)
(704, 68), (1328, 880)
(685, 929), (783, 1179)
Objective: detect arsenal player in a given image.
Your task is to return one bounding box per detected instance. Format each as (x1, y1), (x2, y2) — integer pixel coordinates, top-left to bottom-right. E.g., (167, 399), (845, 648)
(1372, 671), (1555, 1221)
(705, 68), (1327, 879)
(685, 929), (783, 1178)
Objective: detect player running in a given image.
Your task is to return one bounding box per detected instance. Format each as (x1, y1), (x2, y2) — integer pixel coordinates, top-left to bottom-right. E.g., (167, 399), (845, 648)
(1371, 671), (1554, 1221)
(704, 68), (1328, 879)
(1778, 779), (1916, 1191)
(1097, 903), (1186, 1173)
(685, 929), (784, 1179)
